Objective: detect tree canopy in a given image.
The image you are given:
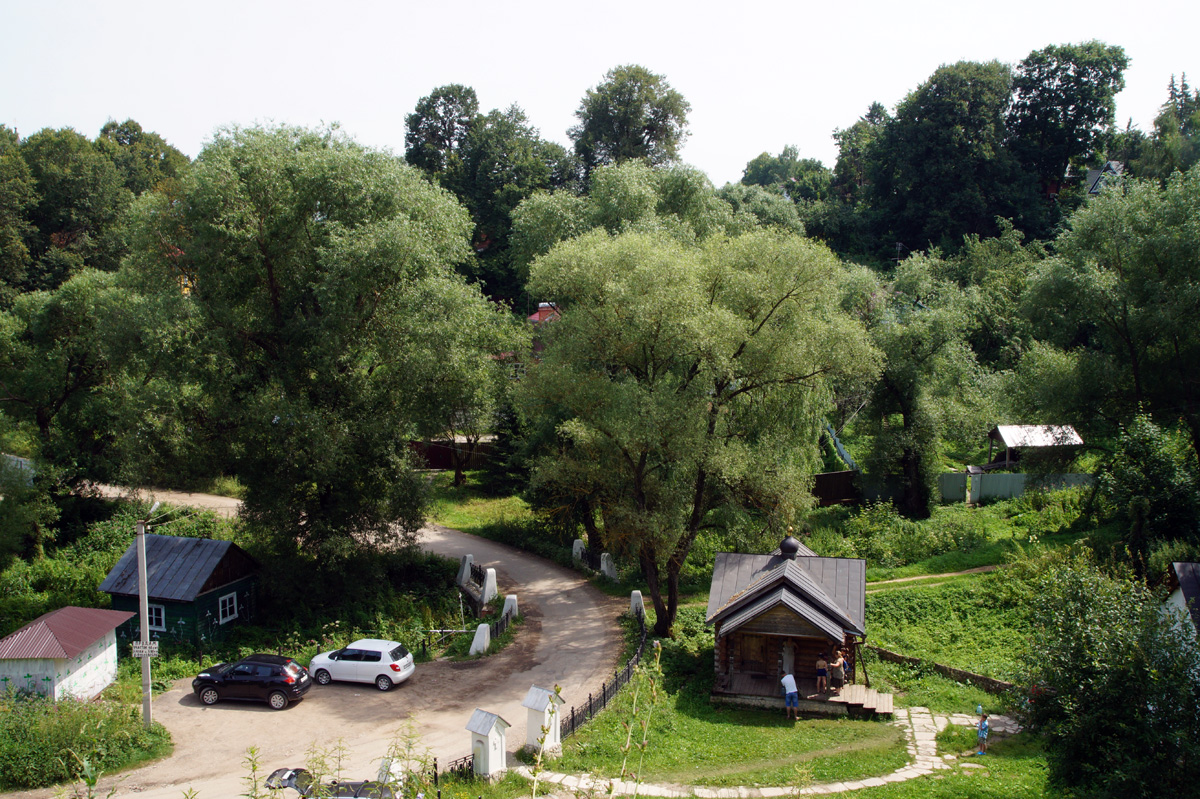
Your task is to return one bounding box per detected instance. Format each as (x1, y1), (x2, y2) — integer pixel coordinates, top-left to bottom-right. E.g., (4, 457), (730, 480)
(569, 65), (690, 173)
(519, 229), (878, 634)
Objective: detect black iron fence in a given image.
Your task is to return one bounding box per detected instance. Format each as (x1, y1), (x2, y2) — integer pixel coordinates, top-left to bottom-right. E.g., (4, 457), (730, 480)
(578, 548), (602, 571)
(469, 562), (485, 586)
(490, 607), (514, 639)
(561, 608), (648, 739)
(440, 754), (475, 780)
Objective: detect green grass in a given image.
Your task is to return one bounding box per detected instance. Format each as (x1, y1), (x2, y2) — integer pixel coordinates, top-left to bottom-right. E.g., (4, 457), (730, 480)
(427, 471), (534, 534)
(853, 733), (1050, 798)
(865, 573), (1027, 681)
(862, 656), (1000, 715)
(553, 678), (908, 787)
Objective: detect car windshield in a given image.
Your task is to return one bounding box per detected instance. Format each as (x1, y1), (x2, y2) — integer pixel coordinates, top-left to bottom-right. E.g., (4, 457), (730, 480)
(389, 644), (409, 661)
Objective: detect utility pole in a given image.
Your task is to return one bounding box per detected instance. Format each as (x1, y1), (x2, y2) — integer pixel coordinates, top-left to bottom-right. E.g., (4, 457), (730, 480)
(135, 502), (160, 730)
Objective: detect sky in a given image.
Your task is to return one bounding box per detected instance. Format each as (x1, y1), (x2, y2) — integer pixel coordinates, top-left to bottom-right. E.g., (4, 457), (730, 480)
(3, 0), (1197, 187)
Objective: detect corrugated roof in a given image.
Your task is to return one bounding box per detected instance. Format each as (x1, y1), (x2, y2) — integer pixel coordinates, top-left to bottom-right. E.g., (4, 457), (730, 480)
(98, 534), (249, 602)
(0, 606), (133, 660)
(990, 425), (1082, 449)
(706, 551), (865, 635)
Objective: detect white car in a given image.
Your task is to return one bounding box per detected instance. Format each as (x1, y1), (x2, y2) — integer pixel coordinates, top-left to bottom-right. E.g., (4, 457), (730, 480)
(308, 638), (415, 691)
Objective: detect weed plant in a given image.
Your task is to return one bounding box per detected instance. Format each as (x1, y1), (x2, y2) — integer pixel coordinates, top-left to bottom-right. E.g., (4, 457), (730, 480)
(0, 694), (171, 789)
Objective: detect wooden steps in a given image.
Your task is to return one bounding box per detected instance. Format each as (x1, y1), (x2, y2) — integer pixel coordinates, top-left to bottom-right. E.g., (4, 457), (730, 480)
(825, 683), (894, 717)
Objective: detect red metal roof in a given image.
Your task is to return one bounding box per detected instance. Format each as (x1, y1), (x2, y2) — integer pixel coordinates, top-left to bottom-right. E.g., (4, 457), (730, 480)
(0, 607), (134, 660)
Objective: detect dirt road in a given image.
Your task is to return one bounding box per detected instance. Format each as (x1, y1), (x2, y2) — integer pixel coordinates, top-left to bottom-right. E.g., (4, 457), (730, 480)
(14, 521), (623, 799)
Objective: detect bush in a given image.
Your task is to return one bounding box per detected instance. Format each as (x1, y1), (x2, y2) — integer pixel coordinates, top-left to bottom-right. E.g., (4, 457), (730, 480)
(0, 694), (170, 789)
(842, 501), (989, 568)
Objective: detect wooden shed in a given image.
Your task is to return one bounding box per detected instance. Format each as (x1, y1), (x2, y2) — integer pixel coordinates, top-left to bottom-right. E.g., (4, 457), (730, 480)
(0, 606), (133, 699)
(707, 536), (874, 714)
(99, 534), (259, 645)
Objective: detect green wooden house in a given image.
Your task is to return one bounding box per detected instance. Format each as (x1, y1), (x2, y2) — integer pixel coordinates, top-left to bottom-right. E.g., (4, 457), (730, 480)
(99, 534), (259, 646)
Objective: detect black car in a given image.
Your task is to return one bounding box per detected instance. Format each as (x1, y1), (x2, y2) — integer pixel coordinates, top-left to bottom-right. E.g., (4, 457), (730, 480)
(192, 653), (311, 710)
(265, 767), (396, 797)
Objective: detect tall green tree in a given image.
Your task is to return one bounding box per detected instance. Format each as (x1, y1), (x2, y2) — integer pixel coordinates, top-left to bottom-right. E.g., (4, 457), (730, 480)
(1024, 165), (1200, 462)
(1008, 42), (1128, 191)
(519, 229), (878, 635)
(0, 127), (36, 307)
(125, 124), (518, 551)
(569, 65), (690, 173)
(404, 84), (480, 176)
(867, 61), (1039, 251)
(18, 128), (131, 290)
(95, 119), (190, 196)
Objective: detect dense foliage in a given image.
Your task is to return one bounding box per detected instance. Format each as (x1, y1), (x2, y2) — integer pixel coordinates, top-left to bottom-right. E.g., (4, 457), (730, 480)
(0, 694), (170, 789)
(1018, 557), (1200, 798)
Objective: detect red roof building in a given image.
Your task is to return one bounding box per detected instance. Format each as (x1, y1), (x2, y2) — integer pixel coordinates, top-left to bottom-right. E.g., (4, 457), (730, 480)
(0, 606), (133, 699)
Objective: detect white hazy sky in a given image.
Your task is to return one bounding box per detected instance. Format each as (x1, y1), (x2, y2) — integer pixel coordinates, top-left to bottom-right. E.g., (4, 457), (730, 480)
(3, 0), (1196, 187)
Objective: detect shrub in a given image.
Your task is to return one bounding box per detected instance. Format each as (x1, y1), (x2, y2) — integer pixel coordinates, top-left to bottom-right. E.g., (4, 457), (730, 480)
(0, 694), (170, 789)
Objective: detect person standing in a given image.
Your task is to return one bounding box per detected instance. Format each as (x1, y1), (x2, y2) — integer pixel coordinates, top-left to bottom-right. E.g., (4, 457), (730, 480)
(829, 650), (845, 695)
(977, 713), (989, 754)
(815, 653), (828, 694)
(781, 671), (799, 719)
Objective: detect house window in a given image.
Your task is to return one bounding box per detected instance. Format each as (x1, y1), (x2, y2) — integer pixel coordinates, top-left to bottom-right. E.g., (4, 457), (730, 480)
(219, 592), (238, 624)
(148, 604), (165, 631)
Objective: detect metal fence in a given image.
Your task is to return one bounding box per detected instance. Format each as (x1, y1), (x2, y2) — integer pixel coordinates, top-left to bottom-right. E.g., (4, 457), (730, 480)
(489, 608), (513, 639)
(561, 608), (648, 739)
(469, 562), (486, 586)
(578, 549), (602, 571)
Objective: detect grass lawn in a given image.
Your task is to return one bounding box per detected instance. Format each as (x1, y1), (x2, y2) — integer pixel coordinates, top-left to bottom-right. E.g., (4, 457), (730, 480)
(427, 471), (534, 534)
(553, 681), (908, 787)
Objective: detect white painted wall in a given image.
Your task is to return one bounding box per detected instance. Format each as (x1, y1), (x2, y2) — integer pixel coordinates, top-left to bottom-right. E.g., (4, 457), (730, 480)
(0, 631), (120, 700)
(1167, 588), (1198, 640)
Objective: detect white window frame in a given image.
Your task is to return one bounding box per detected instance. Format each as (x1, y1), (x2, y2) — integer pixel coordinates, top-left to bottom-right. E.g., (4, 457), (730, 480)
(218, 592), (238, 624)
(147, 603), (165, 632)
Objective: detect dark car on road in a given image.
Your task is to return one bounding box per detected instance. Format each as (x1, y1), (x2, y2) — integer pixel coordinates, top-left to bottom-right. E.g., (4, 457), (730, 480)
(192, 653), (311, 710)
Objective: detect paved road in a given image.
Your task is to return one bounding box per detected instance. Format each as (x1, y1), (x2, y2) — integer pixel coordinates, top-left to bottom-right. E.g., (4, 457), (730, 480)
(15, 515), (623, 799)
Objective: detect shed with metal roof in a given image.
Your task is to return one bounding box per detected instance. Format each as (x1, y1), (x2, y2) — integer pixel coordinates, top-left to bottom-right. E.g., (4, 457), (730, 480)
(0, 606), (133, 700)
(1167, 562), (1200, 637)
(706, 535), (867, 711)
(99, 534), (259, 645)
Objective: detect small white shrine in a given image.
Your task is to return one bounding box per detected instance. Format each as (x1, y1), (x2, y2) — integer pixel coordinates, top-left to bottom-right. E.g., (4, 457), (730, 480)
(522, 684), (565, 754)
(467, 708), (510, 779)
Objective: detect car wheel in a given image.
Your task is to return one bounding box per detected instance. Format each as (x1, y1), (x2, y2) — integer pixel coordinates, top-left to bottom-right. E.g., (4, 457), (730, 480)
(315, 669), (331, 686)
(268, 690), (289, 710)
(199, 687), (219, 706)
(375, 675), (394, 692)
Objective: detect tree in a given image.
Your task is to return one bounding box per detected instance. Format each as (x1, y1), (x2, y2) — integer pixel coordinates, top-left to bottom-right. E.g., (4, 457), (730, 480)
(124, 124), (518, 551)
(404, 84), (480, 176)
(441, 105), (580, 307)
(1020, 556), (1200, 797)
(18, 128), (131, 289)
(519, 229), (878, 635)
(1008, 42), (1129, 191)
(569, 65), (690, 173)
(867, 61), (1040, 251)
(853, 256), (993, 518)
(95, 119), (190, 196)
(740, 145), (831, 203)
(0, 127), (36, 307)
(1025, 165), (1200, 463)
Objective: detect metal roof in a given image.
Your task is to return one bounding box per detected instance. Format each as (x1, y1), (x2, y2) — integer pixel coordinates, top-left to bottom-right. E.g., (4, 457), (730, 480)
(989, 425), (1082, 449)
(0, 606), (133, 660)
(522, 685), (564, 711)
(706, 552), (865, 635)
(98, 534), (254, 602)
(466, 708), (510, 735)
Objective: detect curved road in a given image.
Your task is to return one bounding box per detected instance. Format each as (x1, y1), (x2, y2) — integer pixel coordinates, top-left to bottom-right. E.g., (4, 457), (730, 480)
(21, 503), (624, 799)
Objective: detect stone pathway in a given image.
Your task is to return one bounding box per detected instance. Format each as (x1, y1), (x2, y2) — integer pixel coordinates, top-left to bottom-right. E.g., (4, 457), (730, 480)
(516, 708), (1020, 796)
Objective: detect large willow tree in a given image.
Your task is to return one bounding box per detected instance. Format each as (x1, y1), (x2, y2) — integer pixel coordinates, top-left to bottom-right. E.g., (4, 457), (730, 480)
(124, 125), (521, 552)
(519, 229), (878, 635)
